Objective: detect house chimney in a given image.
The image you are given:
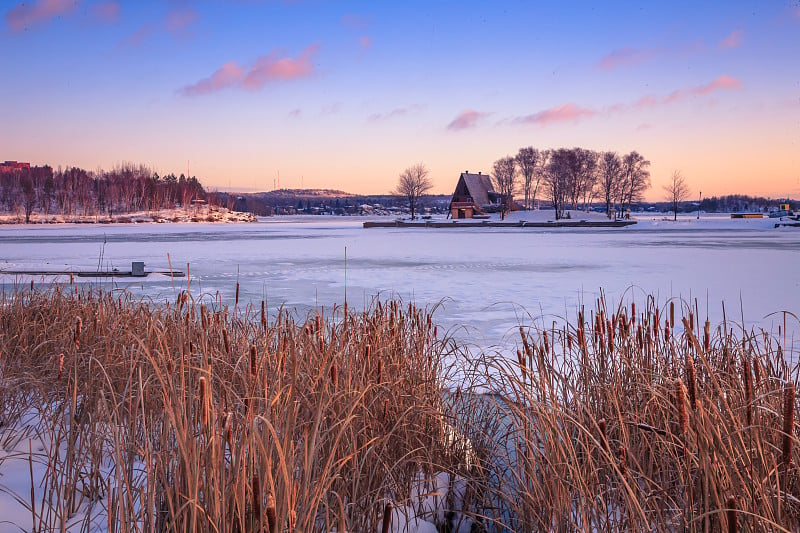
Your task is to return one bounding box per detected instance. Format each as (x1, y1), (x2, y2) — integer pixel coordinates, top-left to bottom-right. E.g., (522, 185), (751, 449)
(465, 170), (469, 174)
(478, 171), (481, 175)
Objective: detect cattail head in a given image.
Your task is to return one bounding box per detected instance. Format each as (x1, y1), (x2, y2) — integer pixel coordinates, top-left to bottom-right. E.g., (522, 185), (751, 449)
(381, 501), (393, 533)
(74, 316), (82, 348)
(265, 493), (276, 533)
(685, 355), (697, 411)
(222, 328), (230, 354)
(251, 474), (261, 519)
(250, 345), (257, 377)
(727, 496), (738, 533)
(670, 301), (675, 328)
(198, 376), (208, 425)
(703, 319), (711, 352)
(330, 362), (337, 386)
(223, 411), (234, 445)
(235, 282), (240, 307)
(675, 379), (688, 436)
(261, 300), (267, 330)
(783, 382), (795, 469)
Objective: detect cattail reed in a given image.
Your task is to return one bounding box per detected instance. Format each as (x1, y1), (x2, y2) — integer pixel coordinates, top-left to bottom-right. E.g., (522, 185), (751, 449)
(250, 345), (257, 377)
(670, 301), (675, 328)
(598, 418), (608, 450)
(251, 474), (261, 519)
(783, 382), (795, 468)
(381, 502), (393, 533)
(223, 412), (234, 446)
(743, 357), (753, 427)
(235, 281), (240, 307)
(675, 379), (688, 435)
(618, 446), (627, 477)
(703, 319), (711, 353)
(74, 316), (82, 348)
(727, 496), (738, 533)
(261, 300), (267, 330)
(198, 376), (208, 425)
(222, 328), (230, 354)
(685, 354), (697, 410)
(265, 493), (276, 533)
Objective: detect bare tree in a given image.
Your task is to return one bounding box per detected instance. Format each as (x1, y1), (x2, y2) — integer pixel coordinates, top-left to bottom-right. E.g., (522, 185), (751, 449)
(492, 156), (517, 220)
(544, 148), (571, 220)
(663, 170), (691, 221)
(393, 163), (432, 220)
(620, 151), (651, 217)
(597, 152), (623, 219)
(515, 147), (541, 210)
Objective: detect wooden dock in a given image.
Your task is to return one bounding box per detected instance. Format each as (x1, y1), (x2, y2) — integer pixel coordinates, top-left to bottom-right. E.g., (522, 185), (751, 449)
(363, 219), (637, 229)
(0, 269), (185, 278)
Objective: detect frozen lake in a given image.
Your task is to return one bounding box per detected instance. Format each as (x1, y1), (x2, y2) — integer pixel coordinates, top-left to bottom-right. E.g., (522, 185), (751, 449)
(1, 214), (798, 353)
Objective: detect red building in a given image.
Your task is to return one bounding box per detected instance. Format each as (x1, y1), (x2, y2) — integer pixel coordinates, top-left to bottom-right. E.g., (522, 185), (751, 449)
(0, 160), (31, 173)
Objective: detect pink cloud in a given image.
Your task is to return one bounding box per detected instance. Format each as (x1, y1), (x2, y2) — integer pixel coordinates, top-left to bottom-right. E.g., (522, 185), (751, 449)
(6, 0), (76, 32)
(597, 46), (657, 70)
(91, 1), (119, 24)
(242, 44), (318, 88)
(664, 75), (742, 103)
(181, 45), (319, 96)
(719, 29), (743, 49)
(359, 36), (372, 49)
(368, 108), (410, 123)
(288, 108), (302, 118)
(181, 62), (245, 96)
(514, 103), (597, 125)
(166, 6), (198, 35)
(120, 23), (155, 48)
(447, 110), (489, 130)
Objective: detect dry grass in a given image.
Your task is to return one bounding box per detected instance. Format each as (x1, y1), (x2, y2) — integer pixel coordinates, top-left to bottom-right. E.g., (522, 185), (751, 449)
(1, 285), (798, 531)
(0, 285), (468, 532)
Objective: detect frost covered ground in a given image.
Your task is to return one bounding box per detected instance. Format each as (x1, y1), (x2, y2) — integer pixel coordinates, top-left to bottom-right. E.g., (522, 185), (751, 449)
(1, 210), (797, 352)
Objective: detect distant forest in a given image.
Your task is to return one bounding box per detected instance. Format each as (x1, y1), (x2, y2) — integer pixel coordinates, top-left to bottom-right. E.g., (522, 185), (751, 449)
(0, 164), (206, 222)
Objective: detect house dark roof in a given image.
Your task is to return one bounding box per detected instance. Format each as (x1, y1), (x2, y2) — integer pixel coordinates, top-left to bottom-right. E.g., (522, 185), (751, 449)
(457, 172), (495, 207)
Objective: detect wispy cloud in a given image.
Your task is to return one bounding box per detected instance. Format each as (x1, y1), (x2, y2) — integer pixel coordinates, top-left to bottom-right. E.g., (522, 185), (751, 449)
(181, 45), (319, 96)
(91, 1), (119, 24)
(368, 106), (422, 123)
(120, 6), (198, 47)
(514, 103), (597, 125)
(288, 108), (302, 118)
(663, 75), (742, 103)
(597, 46), (657, 70)
(120, 23), (156, 48)
(359, 36), (372, 49)
(718, 29), (743, 49)
(447, 109), (490, 130)
(181, 61), (245, 96)
(242, 44), (318, 87)
(511, 75), (743, 127)
(166, 6), (198, 36)
(5, 0), (76, 32)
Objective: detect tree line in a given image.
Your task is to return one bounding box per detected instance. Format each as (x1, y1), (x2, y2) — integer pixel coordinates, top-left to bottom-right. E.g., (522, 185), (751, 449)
(0, 163), (206, 222)
(494, 147), (652, 220)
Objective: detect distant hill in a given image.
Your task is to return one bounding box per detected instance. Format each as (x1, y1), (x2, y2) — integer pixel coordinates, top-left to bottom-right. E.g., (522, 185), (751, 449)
(208, 189), (452, 216)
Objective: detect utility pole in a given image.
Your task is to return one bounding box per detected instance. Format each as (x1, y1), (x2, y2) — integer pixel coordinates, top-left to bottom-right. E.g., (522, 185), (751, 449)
(697, 191), (702, 219)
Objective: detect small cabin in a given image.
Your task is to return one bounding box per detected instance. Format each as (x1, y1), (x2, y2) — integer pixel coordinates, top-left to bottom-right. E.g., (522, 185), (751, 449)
(448, 171), (503, 219)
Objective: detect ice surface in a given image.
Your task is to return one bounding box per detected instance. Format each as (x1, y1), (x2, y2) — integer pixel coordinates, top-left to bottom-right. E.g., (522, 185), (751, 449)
(1, 212), (798, 354)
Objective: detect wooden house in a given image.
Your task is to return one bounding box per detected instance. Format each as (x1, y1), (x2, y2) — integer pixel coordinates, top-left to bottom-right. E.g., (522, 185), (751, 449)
(448, 171), (503, 218)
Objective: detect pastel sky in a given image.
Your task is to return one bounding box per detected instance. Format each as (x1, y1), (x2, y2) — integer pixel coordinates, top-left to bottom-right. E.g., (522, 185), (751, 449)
(1, 1), (799, 200)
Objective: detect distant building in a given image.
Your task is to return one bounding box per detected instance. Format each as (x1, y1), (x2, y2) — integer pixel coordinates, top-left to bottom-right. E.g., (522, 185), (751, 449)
(448, 171), (503, 219)
(0, 160), (31, 173)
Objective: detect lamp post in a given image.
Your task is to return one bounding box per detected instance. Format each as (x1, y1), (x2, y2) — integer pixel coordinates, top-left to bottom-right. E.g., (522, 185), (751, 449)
(697, 191), (702, 220)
